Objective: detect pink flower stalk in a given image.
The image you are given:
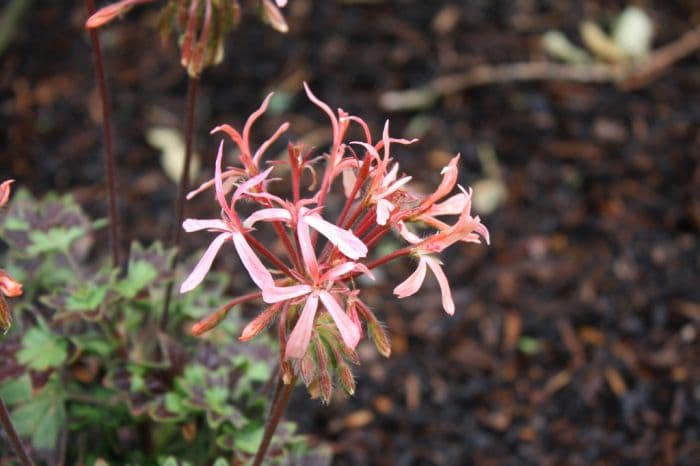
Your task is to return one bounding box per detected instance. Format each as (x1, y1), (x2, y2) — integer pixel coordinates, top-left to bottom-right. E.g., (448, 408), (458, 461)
(181, 86), (489, 397)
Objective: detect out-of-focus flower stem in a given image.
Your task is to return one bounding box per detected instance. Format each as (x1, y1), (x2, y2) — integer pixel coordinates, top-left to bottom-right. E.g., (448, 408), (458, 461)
(86, 0), (121, 269)
(161, 76), (199, 330)
(0, 395), (35, 466)
(252, 375), (297, 466)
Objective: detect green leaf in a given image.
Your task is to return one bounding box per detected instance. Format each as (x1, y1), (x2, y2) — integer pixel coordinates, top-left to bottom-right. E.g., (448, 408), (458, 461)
(204, 386), (228, 410)
(115, 260), (158, 298)
(234, 424), (264, 454)
(212, 459), (228, 466)
(0, 374), (33, 404)
(27, 226), (85, 255)
(164, 392), (186, 415)
(518, 336), (542, 355)
(10, 378), (65, 451)
(3, 216), (29, 230)
(66, 283), (108, 311)
(17, 326), (68, 370)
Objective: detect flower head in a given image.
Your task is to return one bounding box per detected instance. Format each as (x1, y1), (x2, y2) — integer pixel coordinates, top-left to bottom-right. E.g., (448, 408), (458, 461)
(182, 87), (489, 400)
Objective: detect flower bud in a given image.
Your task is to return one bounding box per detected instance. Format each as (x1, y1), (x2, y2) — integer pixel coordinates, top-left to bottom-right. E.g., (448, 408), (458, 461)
(368, 321), (391, 358)
(0, 180), (13, 208)
(338, 361), (356, 396)
(85, 0), (152, 29)
(0, 270), (22, 298)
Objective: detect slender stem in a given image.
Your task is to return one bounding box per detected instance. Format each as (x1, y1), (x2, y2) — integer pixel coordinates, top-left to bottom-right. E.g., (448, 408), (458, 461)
(161, 76), (199, 330)
(363, 247), (411, 270)
(86, 0), (121, 269)
(252, 375), (297, 466)
(245, 233), (302, 281)
(0, 395), (35, 466)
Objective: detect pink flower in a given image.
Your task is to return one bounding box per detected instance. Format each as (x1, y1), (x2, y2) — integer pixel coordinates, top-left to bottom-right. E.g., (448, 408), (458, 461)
(393, 255), (454, 315)
(180, 142), (274, 293)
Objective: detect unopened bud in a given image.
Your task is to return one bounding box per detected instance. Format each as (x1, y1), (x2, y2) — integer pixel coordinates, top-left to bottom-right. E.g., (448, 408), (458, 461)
(300, 350), (315, 386)
(239, 303), (281, 341)
(0, 271), (22, 298)
(338, 362), (356, 396)
(368, 321), (391, 358)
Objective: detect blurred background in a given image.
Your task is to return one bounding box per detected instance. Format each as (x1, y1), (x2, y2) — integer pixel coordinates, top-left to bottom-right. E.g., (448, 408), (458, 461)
(1, 1), (699, 465)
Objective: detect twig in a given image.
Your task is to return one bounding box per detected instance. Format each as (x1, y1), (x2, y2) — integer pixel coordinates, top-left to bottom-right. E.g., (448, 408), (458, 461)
(0, 395), (35, 466)
(85, 0), (122, 269)
(161, 76), (199, 330)
(380, 25), (700, 111)
(252, 375), (296, 466)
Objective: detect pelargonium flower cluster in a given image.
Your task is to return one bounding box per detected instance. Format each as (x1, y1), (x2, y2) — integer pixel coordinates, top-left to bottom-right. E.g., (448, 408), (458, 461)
(181, 85), (489, 401)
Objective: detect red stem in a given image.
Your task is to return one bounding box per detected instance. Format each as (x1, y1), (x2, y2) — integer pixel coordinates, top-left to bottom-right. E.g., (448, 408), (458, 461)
(252, 375), (297, 466)
(161, 76), (199, 330)
(245, 233), (302, 281)
(86, 0), (121, 269)
(0, 395), (35, 466)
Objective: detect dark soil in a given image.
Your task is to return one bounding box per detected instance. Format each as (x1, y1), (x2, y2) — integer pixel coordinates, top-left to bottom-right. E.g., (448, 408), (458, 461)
(2, 1), (699, 465)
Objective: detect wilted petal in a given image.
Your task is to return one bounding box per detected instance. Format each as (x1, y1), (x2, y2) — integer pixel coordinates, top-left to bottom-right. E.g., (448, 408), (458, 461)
(421, 154), (461, 208)
(0, 180), (13, 208)
(182, 218), (228, 232)
(243, 208), (292, 229)
(393, 257), (427, 299)
(231, 232), (274, 289)
(304, 213), (368, 259)
(424, 257), (455, 315)
(232, 166), (275, 201)
(285, 294), (319, 359)
(262, 284), (312, 304)
(319, 291), (361, 350)
(342, 168), (357, 198)
(180, 233), (229, 293)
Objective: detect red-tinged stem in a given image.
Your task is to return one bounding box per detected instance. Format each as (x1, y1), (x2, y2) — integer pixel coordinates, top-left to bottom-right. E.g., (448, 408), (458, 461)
(252, 375), (297, 466)
(191, 291), (262, 335)
(363, 225), (391, 249)
(0, 395), (35, 466)
(245, 233), (302, 281)
(161, 76), (199, 330)
(86, 0), (121, 269)
(363, 247), (411, 271)
(272, 220), (303, 272)
(353, 209), (377, 238)
(341, 200), (368, 231)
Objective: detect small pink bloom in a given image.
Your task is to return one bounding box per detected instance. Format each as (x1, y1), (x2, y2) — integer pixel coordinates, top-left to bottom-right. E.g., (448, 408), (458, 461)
(393, 255), (454, 315)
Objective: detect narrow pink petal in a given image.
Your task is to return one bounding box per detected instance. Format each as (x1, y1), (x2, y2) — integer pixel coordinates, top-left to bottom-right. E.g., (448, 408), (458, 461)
(350, 141), (381, 162)
(319, 291), (361, 350)
(342, 168), (357, 198)
(296, 213), (319, 280)
(303, 83), (338, 146)
(253, 122), (290, 166)
(232, 165), (275, 201)
(243, 93), (274, 152)
(285, 294), (319, 359)
(426, 193), (469, 217)
(323, 262), (375, 282)
(382, 175), (412, 197)
(243, 208), (292, 229)
(382, 163), (399, 186)
(180, 233), (229, 293)
(393, 257), (427, 298)
(397, 221), (422, 244)
(262, 284), (312, 304)
(182, 218), (228, 232)
(304, 214), (368, 259)
(376, 199), (393, 226)
(276, 0), (288, 7)
(231, 232), (274, 289)
(213, 140), (231, 215)
(186, 167), (245, 200)
(425, 257), (455, 315)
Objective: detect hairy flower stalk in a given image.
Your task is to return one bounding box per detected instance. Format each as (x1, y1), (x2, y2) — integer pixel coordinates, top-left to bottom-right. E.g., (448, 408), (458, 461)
(181, 85), (489, 404)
